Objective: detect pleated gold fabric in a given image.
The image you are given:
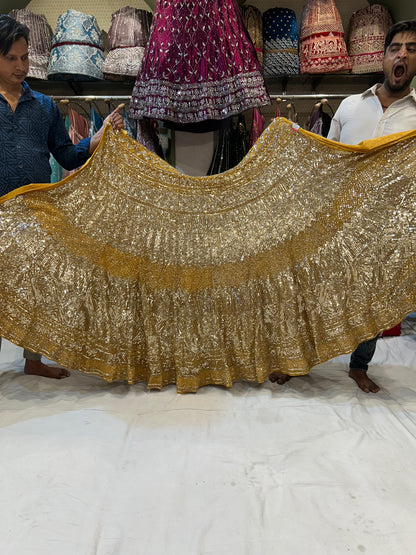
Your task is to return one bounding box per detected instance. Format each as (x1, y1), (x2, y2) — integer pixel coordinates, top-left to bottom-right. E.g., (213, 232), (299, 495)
(1, 119), (416, 392)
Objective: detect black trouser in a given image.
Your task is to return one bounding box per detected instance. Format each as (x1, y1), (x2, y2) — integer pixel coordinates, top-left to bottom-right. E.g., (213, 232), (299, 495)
(349, 336), (378, 371)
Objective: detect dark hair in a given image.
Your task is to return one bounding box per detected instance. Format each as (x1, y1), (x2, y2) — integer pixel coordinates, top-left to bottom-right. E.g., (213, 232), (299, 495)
(0, 14), (29, 55)
(384, 20), (416, 52)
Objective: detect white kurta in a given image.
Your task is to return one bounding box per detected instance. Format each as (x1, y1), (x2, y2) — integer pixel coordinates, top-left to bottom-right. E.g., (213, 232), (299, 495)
(327, 84), (416, 144)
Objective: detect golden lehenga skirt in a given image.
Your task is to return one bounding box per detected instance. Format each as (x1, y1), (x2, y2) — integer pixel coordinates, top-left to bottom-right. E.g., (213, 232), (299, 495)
(1, 118), (416, 392)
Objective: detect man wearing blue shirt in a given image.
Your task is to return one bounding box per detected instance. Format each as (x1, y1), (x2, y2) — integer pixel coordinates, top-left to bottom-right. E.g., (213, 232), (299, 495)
(0, 14), (124, 379)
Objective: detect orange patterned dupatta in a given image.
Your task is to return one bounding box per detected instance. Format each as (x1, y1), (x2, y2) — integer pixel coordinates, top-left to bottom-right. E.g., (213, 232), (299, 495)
(1, 120), (416, 392)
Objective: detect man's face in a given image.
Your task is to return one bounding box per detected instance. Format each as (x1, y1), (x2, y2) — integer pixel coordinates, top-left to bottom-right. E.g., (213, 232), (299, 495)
(383, 31), (416, 93)
(0, 36), (29, 88)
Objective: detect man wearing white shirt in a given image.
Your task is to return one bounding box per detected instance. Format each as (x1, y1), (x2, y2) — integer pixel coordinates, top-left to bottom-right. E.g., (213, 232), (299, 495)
(270, 20), (416, 393)
(326, 20), (416, 393)
(327, 82), (416, 144)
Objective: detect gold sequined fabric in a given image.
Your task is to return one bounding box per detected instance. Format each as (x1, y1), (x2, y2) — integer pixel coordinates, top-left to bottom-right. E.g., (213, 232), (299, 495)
(1, 119), (416, 392)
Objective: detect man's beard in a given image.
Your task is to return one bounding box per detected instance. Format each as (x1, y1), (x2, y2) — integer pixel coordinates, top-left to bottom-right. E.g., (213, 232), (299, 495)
(385, 77), (412, 94)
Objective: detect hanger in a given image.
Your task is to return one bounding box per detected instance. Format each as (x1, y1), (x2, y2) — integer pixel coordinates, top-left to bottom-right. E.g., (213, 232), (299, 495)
(103, 98), (114, 116)
(85, 97), (99, 117)
(320, 98), (335, 117)
(286, 101), (298, 123)
(275, 97), (282, 118)
(59, 98), (90, 119)
(306, 100), (322, 128)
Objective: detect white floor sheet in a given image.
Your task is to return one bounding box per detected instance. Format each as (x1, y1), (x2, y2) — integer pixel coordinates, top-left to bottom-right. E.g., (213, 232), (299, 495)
(1, 328), (415, 555)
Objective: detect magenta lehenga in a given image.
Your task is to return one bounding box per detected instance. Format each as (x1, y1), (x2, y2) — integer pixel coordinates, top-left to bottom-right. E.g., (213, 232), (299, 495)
(1, 121), (416, 392)
(128, 0), (270, 123)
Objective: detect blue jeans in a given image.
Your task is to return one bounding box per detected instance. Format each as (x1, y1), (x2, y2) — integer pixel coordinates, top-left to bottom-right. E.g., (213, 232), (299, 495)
(349, 336), (378, 371)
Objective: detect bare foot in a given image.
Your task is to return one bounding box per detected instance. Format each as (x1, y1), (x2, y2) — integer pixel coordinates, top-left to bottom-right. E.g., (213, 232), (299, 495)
(269, 371), (292, 385)
(24, 359), (70, 379)
(348, 368), (379, 393)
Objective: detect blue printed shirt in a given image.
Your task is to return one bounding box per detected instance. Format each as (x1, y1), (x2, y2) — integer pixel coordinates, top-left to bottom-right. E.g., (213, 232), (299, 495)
(0, 81), (91, 197)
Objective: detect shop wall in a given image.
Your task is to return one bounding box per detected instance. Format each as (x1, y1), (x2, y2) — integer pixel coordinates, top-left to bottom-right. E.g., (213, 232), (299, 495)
(2, 1), (415, 33)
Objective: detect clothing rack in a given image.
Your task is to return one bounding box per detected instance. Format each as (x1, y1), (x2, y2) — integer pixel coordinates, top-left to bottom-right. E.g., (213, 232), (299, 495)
(50, 94), (349, 102)
(51, 95), (132, 102)
(52, 96), (132, 119)
(50, 94), (348, 128)
(270, 93), (349, 100)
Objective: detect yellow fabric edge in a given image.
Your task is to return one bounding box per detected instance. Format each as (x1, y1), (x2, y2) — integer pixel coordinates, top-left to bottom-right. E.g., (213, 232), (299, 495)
(292, 117), (416, 152)
(2, 119), (416, 206)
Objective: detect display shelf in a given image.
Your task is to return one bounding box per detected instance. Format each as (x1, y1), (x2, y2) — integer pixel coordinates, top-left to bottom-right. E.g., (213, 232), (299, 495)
(26, 77), (135, 97)
(27, 72), (384, 103)
(265, 73), (383, 96)
(27, 72), (385, 128)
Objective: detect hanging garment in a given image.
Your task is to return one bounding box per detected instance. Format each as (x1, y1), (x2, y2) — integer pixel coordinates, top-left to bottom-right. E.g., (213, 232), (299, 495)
(129, 0), (270, 124)
(135, 118), (164, 158)
(102, 7), (153, 81)
(308, 101), (333, 137)
(300, 0), (352, 74)
(348, 4), (393, 74)
(23, 0), (153, 31)
(381, 323), (401, 337)
(263, 7), (300, 76)
(62, 106), (90, 178)
(1, 120), (416, 393)
(89, 107), (103, 137)
(286, 102), (298, 123)
(275, 99), (282, 117)
(49, 155), (63, 184)
(207, 114), (249, 175)
(49, 113), (71, 183)
(123, 114), (138, 140)
(241, 4), (263, 66)
(47, 10), (105, 80)
(9, 8), (52, 80)
(67, 106), (90, 144)
(249, 108), (264, 147)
